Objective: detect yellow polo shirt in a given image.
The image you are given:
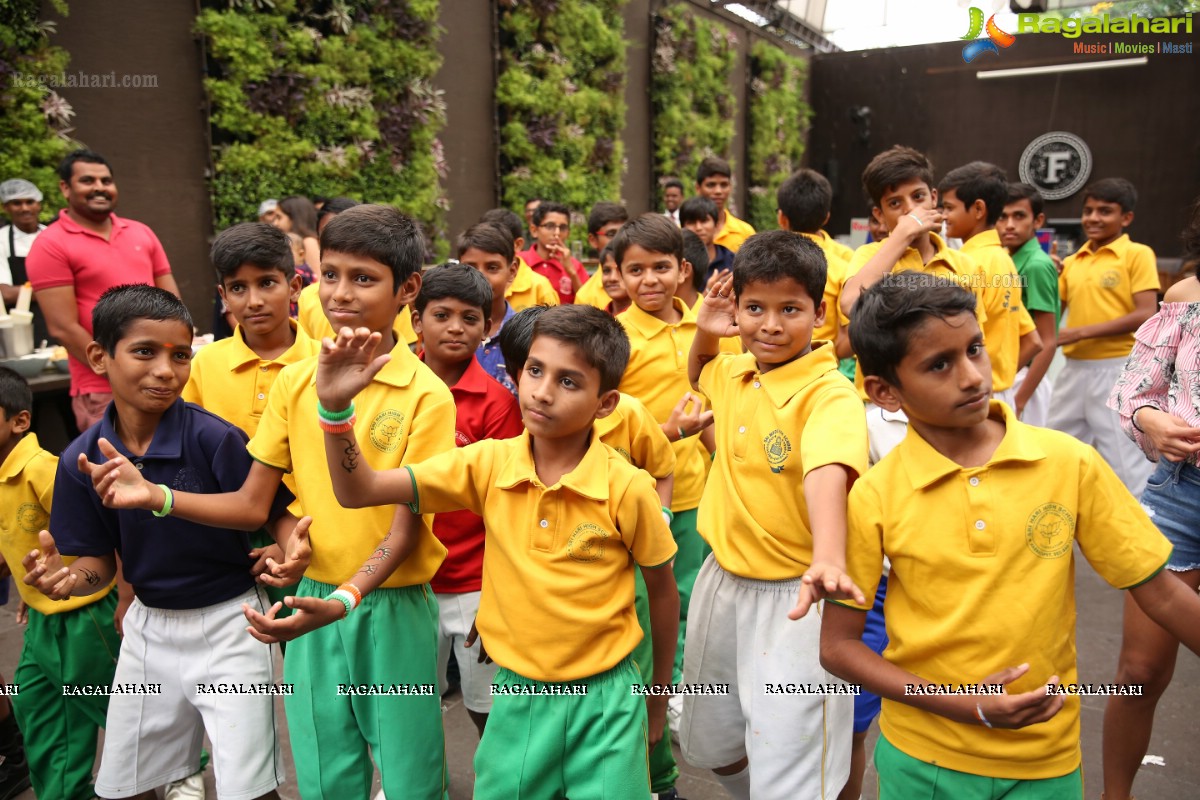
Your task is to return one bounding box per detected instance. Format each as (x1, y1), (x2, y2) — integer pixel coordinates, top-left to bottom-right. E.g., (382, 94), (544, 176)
(843, 234), (989, 400)
(408, 431), (678, 681)
(961, 230), (1037, 392)
(248, 342), (455, 587)
(698, 343), (868, 579)
(574, 268), (610, 310)
(594, 392), (677, 479)
(297, 282), (418, 347)
(183, 320), (319, 438)
(819, 230), (855, 264)
(1059, 234), (1159, 360)
(618, 298), (708, 511)
(840, 402), (1172, 780)
(0, 434), (113, 614)
(714, 211), (756, 253)
(508, 257), (560, 312)
(800, 231), (850, 344)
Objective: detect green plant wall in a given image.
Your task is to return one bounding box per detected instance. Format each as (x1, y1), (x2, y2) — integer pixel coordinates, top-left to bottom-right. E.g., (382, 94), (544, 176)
(651, 4), (737, 194)
(197, 0), (448, 257)
(0, 0), (74, 217)
(747, 38), (811, 232)
(496, 0), (628, 237)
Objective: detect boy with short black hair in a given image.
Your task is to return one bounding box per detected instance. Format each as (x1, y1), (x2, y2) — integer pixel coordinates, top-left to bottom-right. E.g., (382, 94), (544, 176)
(998, 183), (1059, 425)
(457, 222), (520, 395)
(596, 243), (631, 316)
(479, 208), (559, 311)
(411, 263), (524, 737)
(313, 304), (681, 800)
(517, 201), (589, 305)
(679, 228), (710, 308)
(939, 161), (1042, 408)
(23, 284), (294, 800)
(823, 270), (1200, 800)
(681, 196), (735, 280)
(695, 156), (755, 252)
(82, 206), (458, 799)
(576, 202), (630, 309)
(1050, 177), (1158, 493)
(0, 366), (117, 800)
(684, 231), (867, 799)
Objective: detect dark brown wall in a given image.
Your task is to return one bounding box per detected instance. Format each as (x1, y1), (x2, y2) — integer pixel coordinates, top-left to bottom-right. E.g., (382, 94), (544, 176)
(436, 0), (500, 241)
(45, 0), (214, 322)
(809, 27), (1200, 257)
(622, 0), (654, 214)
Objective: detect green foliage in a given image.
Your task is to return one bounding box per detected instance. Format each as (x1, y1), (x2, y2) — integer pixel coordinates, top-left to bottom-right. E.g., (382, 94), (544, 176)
(496, 0), (628, 238)
(0, 0), (74, 217)
(197, 0), (449, 257)
(746, 39), (811, 232)
(651, 4), (738, 191)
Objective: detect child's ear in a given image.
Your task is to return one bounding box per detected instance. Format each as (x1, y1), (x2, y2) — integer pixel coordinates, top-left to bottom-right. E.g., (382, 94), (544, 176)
(813, 299), (827, 331)
(86, 341), (108, 377)
(1034, 213), (1046, 229)
(776, 209), (790, 231)
(514, 236), (525, 252)
(593, 388), (621, 420)
(864, 374), (903, 413)
(396, 271), (422, 307)
(971, 199), (987, 221)
(587, 233), (599, 251)
(679, 259), (694, 283)
(216, 284), (228, 304)
(288, 273), (303, 303)
(821, 211), (831, 227)
(1121, 210), (1135, 228)
(7, 409), (31, 436)
(410, 308), (423, 337)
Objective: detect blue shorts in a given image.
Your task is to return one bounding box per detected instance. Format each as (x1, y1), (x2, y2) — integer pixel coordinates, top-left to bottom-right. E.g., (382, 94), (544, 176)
(854, 574), (889, 733)
(1141, 459), (1200, 572)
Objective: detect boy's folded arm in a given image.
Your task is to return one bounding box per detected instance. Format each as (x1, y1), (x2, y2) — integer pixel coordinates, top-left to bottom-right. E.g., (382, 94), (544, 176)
(820, 603), (1064, 729)
(1130, 569), (1200, 657)
(841, 236), (909, 316)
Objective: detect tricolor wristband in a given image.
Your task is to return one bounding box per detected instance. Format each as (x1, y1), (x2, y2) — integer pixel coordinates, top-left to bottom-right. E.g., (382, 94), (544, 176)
(318, 415), (356, 434)
(326, 588), (358, 618)
(317, 401), (355, 422)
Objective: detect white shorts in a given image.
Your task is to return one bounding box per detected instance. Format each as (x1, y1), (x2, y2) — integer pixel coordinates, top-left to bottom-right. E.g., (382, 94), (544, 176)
(1011, 365), (1053, 427)
(865, 402), (908, 465)
(95, 587), (284, 799)
(680, 555), (852, 799)
(435, 591), (498, 713)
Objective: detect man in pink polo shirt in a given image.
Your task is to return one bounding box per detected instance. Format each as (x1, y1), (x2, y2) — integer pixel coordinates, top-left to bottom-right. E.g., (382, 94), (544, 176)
(27, 149), (179, 430)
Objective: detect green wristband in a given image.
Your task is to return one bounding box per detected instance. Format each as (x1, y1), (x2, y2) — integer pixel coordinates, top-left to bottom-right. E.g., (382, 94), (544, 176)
(325, 592), (352, 618)
(152, 484), (174, 518)
(317, 401), (355, 422)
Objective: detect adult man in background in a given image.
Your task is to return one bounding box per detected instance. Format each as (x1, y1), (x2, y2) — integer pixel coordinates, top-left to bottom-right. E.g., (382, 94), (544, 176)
(27, 149), (178, 430)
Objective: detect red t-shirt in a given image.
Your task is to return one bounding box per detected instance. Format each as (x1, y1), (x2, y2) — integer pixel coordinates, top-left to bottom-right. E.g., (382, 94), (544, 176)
(27, 210), (172, 396)
(425, 355), (524, 593)
(518, 247), (589, 305)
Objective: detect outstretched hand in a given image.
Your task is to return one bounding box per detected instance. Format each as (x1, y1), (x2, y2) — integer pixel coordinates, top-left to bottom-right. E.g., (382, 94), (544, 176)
(317, 327), (392, 412)
(243, 594), (344, 644)
(789, 561), (866, 620)
(256, 516), (313, 588)
(696, 272), (738, 339)
(79, 438), (159, 510)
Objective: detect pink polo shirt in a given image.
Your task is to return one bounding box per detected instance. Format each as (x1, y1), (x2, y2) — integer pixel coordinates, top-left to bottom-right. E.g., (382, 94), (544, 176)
(27, 210), (172, 396)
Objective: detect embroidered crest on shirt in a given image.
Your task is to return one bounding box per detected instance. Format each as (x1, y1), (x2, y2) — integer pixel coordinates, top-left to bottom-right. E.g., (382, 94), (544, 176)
(17, 502), (46, 533)
(1025, 502), (1075, 559)
(369, 410), (406, 453)
(763, 429), (792, 474)
(1100, 269), (1121, 288)
(567, 522), (608, 562)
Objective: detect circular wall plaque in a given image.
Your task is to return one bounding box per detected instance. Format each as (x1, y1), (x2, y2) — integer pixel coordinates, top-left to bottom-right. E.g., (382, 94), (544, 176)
(1018, 132), (1092, 201)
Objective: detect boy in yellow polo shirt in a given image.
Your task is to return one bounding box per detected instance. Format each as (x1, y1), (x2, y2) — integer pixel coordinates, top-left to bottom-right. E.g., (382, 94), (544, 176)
(83, 205), (457, 799)
(575, 201), (629, 310)
(1050, 177), (1158, 493)
(311, 304), (680, 800)
(684, 231), (868, 799)
(479, 207), (560, 311)
(823, 271), (1200, 800)
(696, 156), (755, 252)
(939, 161), (1042, 406)
(614, 213), (716, 686)
(0, 367), (117, 800)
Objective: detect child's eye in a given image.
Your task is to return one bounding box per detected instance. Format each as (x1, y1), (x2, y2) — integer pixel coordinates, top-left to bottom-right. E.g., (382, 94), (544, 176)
(746, 304), (761, 313)
(174, 350), (193, 362)
(262, 279), (277, 288)
(354, 274), (372, 283)
(527, 365), (541, 377)
(560, 377), (575, 388)
(930, 359), (948, 372)
(968, 342), (984, 356)
(783, 306), (797, 314)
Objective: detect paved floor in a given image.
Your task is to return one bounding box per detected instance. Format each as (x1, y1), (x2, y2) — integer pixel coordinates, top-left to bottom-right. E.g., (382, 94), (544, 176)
(2, 555), (1198, 799)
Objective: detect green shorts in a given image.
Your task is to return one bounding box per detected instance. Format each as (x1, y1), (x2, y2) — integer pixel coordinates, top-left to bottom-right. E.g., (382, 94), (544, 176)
(875, 734), (1083, 800)
(475, 656), (650, 800)
(633, 566), (680, 792)
(283, 577), (446, 800)
(670, 507), (706, 681)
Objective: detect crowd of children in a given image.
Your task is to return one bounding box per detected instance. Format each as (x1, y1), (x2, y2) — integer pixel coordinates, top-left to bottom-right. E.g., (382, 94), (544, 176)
(1, 144), (1199, 800)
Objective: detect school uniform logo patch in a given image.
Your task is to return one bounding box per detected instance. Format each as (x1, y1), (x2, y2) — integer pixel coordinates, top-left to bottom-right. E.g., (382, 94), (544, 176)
(1026, 502), (1074, 559)
(763, 429), (792, 473)
(17, 502), (46, 533)
(1100, 269), (1121, 288)
(369, 410), (406, 453)
(567, 522), (609, 562)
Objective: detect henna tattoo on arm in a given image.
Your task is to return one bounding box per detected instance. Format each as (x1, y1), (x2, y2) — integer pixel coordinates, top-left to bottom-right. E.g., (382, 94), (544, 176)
(80, 566), (101, 586)
(358, 564), (377, 575)
(340, 438), (359, 473)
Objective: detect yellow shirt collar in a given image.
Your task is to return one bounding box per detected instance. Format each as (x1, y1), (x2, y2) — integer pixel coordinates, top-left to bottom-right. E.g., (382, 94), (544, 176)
(1079, 232), (1132, 259)
(496, 430), (612, 501)
(728, 340), (840, 409)
(621, 296), (695, 340)
(898, 401), (1047, 490)
(960, 229), (1003, 253)
(226, 319), (307, 370)
(0, 433), (44, 482)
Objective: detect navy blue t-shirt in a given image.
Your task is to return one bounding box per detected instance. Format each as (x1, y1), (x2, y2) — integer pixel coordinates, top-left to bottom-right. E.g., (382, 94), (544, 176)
(52, 399), (294, 609)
